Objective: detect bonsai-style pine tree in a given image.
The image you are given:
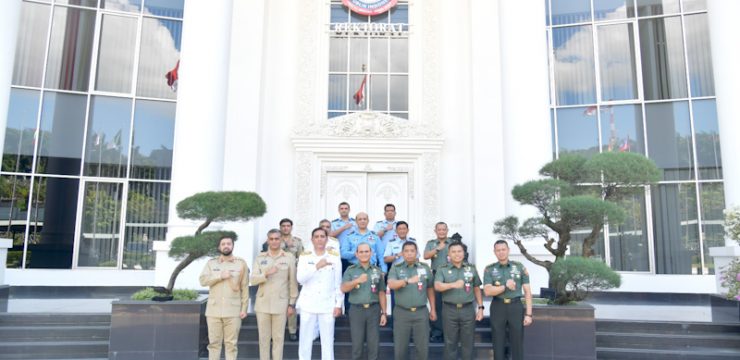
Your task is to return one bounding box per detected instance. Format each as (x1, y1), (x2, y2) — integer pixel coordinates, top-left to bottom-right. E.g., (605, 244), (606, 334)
(165, 191), (267, 293)
(494, 152), (660, 293)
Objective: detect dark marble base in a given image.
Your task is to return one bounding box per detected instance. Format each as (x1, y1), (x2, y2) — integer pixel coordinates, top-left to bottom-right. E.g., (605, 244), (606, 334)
(524, 304), (596, 360)
(711, 294), (740, 323)
(108, 298), (207, 360)
(0, 285), (9, 312)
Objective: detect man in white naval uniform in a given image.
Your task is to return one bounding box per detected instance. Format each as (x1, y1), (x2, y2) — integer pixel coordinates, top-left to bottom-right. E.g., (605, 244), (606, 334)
(296, 227), (343, 360)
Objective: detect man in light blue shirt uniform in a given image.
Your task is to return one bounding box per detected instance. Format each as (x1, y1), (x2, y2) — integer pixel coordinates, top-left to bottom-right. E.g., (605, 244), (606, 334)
(373, 203), (398, 271)
(341, 212), (385, 271)
(383, 221), (417, 269)
(330, 202), (357, 251)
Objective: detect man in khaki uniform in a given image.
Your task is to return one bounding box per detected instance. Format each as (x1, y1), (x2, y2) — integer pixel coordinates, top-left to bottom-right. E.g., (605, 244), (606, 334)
(251, 229), (299, 360)
(199, 236), (249, 360)
(277, 218), (303, 341)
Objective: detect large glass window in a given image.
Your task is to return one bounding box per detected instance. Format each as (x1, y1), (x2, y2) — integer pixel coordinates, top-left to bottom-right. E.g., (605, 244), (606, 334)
(3, 0), (183, 270)
(328, 1), (409, 119)
(547, 1), (721, 275)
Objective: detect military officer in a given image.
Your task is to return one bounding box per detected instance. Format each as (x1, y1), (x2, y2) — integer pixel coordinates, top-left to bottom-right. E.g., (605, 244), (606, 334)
(341, 212), (384, 270)
(341, 243), (388, 360)
(315, 219), (341, 252)
(296, 228), (343, 360)
(250, 229), (299, 360)
(373, 203), (398, 270)
(199, 236), (249, 360)
(387, 241), (437, 360)
(383, 221), (417, 269)
(330, 201), (357, 250)
(435, 242), (484, 360)
(275, 218), (303, 341)
(483, 240), (533, 360)
(423, 221), (452, 342)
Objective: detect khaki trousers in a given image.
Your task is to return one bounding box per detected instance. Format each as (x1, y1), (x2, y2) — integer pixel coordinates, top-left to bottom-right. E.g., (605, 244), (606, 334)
(257, 312), (287, 360)
(206, 316), (242, 360)
(287, 311), (298, 334)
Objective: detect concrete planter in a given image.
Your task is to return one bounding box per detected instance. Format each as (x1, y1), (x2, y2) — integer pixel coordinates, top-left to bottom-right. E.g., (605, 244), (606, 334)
(709, 246), (740, 294)
(109, 297), (207, 360)
(523, 303), (596, 360)
(0, 285), (8, 312)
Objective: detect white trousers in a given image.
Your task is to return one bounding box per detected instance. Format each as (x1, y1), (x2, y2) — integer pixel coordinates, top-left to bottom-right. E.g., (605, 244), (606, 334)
(299, 312), (335, 360)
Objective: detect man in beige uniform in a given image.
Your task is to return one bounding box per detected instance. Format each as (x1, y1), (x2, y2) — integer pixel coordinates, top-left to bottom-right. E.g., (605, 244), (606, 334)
(251, 229), (299, 360)
(199, 236), (250, 360)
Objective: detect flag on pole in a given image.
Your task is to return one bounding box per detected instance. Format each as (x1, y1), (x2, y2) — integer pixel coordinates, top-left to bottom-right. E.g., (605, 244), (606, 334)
(619, 137), (631, 152)
(353, 74), (367, 106)
(583, 105), (597, 116)
(165, 60), (179, 92)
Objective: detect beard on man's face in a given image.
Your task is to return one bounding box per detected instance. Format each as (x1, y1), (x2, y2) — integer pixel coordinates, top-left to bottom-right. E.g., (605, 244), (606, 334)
(220, 248), (233, 256)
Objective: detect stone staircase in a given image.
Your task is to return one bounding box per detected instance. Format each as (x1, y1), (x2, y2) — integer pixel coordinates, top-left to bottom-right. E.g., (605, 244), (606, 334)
(1, 312), (739, 359)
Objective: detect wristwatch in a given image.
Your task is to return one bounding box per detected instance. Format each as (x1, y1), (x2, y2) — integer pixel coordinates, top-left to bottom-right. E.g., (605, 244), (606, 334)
(478, 305), (485, 310)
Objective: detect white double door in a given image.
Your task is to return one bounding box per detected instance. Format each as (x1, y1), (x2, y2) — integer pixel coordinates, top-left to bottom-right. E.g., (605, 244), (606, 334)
(324, 172), (409, 226)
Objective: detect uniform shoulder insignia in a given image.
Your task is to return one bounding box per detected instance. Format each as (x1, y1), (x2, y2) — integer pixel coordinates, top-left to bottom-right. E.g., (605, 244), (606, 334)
(328, 249), (340, 256)
(376, 220), (383, 224)
(408, 237), (416, 241)
(331, 218), (341, 223)
(300, 251), (313, 256)
(347, 264), (358, 270)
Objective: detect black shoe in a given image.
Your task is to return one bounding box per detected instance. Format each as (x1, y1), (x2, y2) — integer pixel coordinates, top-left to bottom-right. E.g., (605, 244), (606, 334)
(430, 335), (443, 343)
(289, 333), (298, 342)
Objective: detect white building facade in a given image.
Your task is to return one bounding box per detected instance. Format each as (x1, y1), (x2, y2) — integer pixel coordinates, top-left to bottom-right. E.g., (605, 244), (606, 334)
(1, 0), (739, 295)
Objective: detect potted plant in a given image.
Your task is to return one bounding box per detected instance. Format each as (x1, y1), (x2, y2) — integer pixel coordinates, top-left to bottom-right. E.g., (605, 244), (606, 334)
(711, 207), (740, 322)
(109, 191), (266, 360)
(493, 152), (659, 359)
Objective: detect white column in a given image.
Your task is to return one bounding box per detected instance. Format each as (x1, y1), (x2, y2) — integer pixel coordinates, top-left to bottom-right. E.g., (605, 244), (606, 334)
(498, 0), (552, 218)
(498, 0), (553, 293)
(707, 0), (740, 229)
(156, 0), (234, 288)
(0, 0), (22, 153)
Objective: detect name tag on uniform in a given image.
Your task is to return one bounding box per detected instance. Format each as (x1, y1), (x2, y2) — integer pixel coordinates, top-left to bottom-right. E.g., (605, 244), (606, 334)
(418, 269), (427, 276)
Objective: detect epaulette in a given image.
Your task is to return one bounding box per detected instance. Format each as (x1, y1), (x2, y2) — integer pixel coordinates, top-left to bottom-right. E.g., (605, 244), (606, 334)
(327, 249), (340, 256)
(300, 251), (313, 256)
(408, 237), (416, 241)
(376, 220), (384, 224)
(331, 218), (341, 223)
(347, 263), (358, 270)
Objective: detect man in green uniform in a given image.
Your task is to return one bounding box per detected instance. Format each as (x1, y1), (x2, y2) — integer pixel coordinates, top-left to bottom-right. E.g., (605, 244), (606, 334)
(199, 236), (249, 360)
(387, 241), (437, 360)
(341, 242), (388, 360)
(483, 240), (533, 360)
(434, 242), (484, 360)
(423, 221), (451, 343)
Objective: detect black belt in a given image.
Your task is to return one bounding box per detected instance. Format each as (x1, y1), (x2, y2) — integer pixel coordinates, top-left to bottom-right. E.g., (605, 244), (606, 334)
(396, 305), (426, 312)
(351, 303), (379, 309)
(443, 302), (473, 309)
(492, 297), (521, 304)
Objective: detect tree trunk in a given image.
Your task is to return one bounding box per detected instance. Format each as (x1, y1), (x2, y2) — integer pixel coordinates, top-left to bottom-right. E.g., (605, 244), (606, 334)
(581, 223), (604, 258)
(166, 253), (199, 293)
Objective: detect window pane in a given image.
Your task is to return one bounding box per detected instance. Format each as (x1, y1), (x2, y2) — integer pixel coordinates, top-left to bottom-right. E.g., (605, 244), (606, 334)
(143, 0), (184, 18)
(636, 0), (680, 16)
(77, 182), (124, 267)
(349, 38), (368, 72)
(329, 37), (348, 72)
(57, 0), (97, 7)
(569, 226), (606, 261)
(12, 2), (50, 87)
(600, 105), (645, 154)
(95, 14), (138, 93)
(551, 0), (591, 25)
(556, 106), (599, 157)
(100, 0), (142, 13)
(348, 74), (366, 111)
(0, 175), (31, 269)
(692, 99), (721, 180)
(594, 0), (635, 20)
(639, 17), (688, 100)
(609, 192), (650, 272)
(389, 75), (407, 112)
(330, 4), (349, 23)
(598, 23), (638, 101)
(390, 112), (407, 119)
(26, 177), (79, 269)
(84, 96), (132, 177)
(131, 100), (175, 180)
(389, 38), (408, 73)
(699, 182), (724, 275)
(37, 92), (87, 176)
(2, 89), (39, 173)
(350, 10), (366, 23)
(645, 101), (693, 180)
(370, 38), (388, 73)
(370, 11), (389, 24)
(44, 6), (96, 91)
(123, 181), (170, 270)
(137, 18), (182, 99)
(328, 74), (347, 111)
(652, 183), (701, 274)
(552, 26), (596, 105)
(683, 14), (715, 97)
(370, 74), (387, 112)
(683, 0), (707, 12)
(390, 4), (408, 26)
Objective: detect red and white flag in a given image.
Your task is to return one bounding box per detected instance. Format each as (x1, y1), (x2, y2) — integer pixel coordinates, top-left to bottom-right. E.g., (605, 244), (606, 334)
(619, 137), (631, 152)
(353, 75), (367, 106)
(165, 60), (179, 92)
(583, 105), (597, 116)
